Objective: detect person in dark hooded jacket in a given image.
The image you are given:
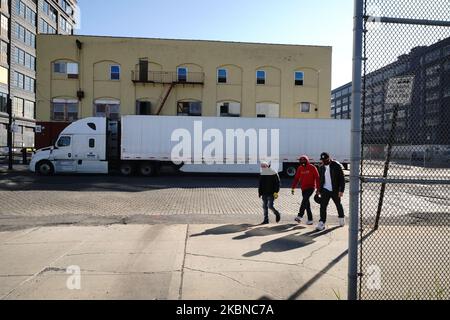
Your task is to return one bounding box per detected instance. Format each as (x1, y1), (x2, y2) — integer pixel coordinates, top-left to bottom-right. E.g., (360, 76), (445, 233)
(258, 161), (281, 225)
(291, 155), (320, 225)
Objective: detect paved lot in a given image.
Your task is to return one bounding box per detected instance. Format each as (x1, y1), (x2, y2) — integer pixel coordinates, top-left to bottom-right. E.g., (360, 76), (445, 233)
(1, 164), (448, 300)
(0, 224), (348, 300)
(0, 168), (349, 230)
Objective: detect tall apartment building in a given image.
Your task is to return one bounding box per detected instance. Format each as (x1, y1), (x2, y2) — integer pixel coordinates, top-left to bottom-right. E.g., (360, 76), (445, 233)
(330, 36), (450, 147)
(0, 0), (77, 150)
(35, 35), (332, 147)
(331, 82), (352, 119)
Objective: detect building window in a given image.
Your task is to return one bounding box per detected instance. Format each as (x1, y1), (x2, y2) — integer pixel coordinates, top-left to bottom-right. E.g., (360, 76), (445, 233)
(177, 67), (187, 83)
(59, 0), (73, 16)
(14, 23), (35, 48)
(300, 102), (311, 113)
(136, 101), (151, 115)
(12, 97), (24, 117)
(0, 41), (7, 64)
(0, 14), (7, 37)
(59, 16), (72, 34)
(94, 99), (120, 120)
(177, 101), (202, 116)
(217, 102), (240, 117)
(39, 18), (56, 34)
(53, 61), (79, 79)
(43, 1), (57, 22)
(52, 99), (79, 121)
(256, 103), (279, 118)
(0, 92), (7, 113)
(110, 65), (120, 80)
(12, 72), (34, 92)
(24, 100), (34, 119)
(256, 70), (266, 85)
(217, 69), (227, 84)
(13, 47), (35, 70)
(295, 71), (304, 86)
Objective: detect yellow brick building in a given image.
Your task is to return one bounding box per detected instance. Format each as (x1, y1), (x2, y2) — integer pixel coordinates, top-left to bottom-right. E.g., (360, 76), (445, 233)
(36, 35), (332, 122)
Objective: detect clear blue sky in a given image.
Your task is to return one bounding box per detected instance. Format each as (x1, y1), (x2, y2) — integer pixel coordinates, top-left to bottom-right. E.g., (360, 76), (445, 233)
(76, 0), (354, 88)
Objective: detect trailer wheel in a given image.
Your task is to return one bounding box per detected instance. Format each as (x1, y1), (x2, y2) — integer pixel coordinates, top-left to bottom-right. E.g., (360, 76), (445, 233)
(284, 165), (297, 177)
(36, 161), (54, 176)
(139, 162), (155, 177)
(120, 163), (134, 176)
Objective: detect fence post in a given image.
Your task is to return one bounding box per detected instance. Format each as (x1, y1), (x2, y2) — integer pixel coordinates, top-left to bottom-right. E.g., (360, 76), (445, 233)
(348, 0), (364, 301)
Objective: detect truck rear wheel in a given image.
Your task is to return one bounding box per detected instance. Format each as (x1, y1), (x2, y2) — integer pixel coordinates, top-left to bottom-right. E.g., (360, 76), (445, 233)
(36, 161), (54, 176)
(139, 162), (155, 177)
(120, 162), (134, 176)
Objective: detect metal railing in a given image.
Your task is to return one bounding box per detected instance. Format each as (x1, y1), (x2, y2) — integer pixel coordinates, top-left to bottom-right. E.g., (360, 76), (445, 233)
(131, 70), (205, 84)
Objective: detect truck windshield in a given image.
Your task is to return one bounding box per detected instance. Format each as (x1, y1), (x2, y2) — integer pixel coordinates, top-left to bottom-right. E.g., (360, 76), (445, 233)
(57, 136), (71, 147)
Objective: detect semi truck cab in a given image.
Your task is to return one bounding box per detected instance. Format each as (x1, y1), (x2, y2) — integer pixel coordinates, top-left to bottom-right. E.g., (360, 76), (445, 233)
(30, 117), (110, 175)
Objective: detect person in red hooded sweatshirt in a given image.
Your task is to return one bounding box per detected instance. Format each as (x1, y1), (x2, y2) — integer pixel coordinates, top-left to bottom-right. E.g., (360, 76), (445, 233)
(291, 155), (320, 225)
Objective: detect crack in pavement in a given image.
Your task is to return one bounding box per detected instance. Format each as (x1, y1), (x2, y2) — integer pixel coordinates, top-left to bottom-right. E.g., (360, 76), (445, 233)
(179, 224), (189, 300)
(38, 267), (182, 276)
(0, 240), (87, 300)
(186, 252), (300, 267)
(184, 266), (284, 300)
(298, 235), (335, 267)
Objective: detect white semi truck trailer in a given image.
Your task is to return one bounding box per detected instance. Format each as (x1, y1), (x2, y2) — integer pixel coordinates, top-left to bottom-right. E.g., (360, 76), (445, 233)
(30, 116), (351, 176)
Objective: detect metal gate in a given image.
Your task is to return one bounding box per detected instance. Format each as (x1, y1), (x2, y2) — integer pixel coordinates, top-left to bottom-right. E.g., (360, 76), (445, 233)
(349, 0), (450, 300)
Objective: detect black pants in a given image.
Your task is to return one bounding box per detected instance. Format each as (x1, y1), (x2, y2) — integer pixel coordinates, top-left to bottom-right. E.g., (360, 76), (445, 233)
(262, 195), (279, 221)
(320, 189), (345, 223)
(298, 188), (314, 221)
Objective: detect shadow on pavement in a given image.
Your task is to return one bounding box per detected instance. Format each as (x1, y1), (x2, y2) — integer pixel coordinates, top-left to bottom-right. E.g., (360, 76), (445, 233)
(232, 224), (304, 240)
(243, 226), (341, 257)
(190, 224), (257, 237)
(257, 229), (377, 300)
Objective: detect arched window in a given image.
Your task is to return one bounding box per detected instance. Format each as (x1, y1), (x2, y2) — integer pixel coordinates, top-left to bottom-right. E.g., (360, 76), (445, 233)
(51, 98), (79, 121)
(94, 98), (120, 120)
(217, 101), (240, 117)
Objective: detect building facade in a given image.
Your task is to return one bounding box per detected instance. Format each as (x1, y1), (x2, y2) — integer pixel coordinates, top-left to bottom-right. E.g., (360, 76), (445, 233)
(36, 35), (332, 130)
(331, 82), (352, 119)
(330, 36), (450, 147)
(0, 0), (77, 150)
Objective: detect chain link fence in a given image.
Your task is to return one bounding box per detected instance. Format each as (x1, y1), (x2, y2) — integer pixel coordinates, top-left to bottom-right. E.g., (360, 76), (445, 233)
(358, 0), (450, 300)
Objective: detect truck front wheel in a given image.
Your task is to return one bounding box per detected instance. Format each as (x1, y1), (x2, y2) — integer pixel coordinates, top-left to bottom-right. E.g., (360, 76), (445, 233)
(36, 161), (54, 176)
(120, 162), (134, 176)
(139, 162), (155, 177)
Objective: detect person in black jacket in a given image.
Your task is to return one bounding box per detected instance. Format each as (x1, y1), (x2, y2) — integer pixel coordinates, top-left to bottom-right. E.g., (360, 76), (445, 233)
(316, 152), (346, 231)
(258, 161), (281, 225)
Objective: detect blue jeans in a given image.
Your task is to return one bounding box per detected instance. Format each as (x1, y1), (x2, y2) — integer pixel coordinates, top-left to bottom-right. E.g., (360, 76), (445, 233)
(262, 195), (279, 221)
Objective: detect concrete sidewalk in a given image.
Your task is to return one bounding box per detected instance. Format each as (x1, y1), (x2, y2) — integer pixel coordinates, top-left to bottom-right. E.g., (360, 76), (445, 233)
(0, 223), (348, 300)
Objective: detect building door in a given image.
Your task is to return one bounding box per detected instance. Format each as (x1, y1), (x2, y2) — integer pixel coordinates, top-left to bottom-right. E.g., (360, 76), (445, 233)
(139, 59), (148, 82)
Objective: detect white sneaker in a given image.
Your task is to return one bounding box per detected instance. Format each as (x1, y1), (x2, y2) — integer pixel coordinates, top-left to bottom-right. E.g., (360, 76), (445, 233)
(306, 220), (314, 226)
(339, 218), (346, 227)
(295, 216), (302, 223)
(316, 221), (326, 231)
